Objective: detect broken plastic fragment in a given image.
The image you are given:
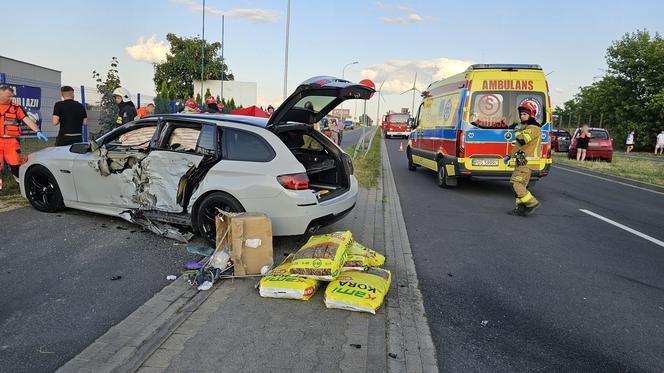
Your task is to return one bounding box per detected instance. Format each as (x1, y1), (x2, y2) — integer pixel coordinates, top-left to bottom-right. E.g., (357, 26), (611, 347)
(185, 261), (203, 270)
(197, 281), (213, 291)
(186, 245), (215, 256)
(481, 320), (489, 327)
(166, 275), (177, 281)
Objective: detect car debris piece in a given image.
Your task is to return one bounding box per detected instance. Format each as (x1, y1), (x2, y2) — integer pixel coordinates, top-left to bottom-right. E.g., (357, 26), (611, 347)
(186, 245), (215, 257)
(166, 275), (177, 281)
(388, 353), (397, 359)
(185, 261), (203, 270)
(110, 276), (122, 281)
(120, 211), (193, 243)
(481, 320), (489, 327)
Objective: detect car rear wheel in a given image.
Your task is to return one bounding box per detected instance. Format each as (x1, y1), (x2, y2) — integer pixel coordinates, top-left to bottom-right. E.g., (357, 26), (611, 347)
(25, 165), (65, 213)
(437, 159), (457, 188)
(195, 192), (245, 245)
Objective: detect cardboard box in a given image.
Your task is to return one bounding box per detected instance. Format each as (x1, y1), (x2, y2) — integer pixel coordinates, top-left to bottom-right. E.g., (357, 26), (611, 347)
(215, 212), (273, 276)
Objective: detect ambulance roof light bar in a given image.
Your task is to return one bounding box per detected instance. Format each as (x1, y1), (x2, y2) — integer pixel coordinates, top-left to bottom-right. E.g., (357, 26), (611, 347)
(469, 64), (542, 70)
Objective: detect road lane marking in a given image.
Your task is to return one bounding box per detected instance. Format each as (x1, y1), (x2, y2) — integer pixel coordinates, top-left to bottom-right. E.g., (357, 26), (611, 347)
(553, 165), (664, 196)
(580, 209), (664, 248)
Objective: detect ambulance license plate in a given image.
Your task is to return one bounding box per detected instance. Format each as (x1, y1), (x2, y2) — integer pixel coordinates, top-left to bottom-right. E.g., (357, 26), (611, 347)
(472, 159), (499, 166)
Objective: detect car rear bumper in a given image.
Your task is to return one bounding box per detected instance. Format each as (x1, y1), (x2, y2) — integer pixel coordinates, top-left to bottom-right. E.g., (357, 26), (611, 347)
(458, 163), (551, 181)
(242, 176), (359, 236)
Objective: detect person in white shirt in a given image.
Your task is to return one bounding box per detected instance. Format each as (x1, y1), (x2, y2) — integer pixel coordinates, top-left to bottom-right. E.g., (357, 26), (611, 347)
(655, 129), (664, 155)
(625, 131), (635, 153)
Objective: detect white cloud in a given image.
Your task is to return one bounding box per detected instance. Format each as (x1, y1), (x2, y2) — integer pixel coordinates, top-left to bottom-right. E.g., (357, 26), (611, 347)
(360, 58), (474, 94)
(377, 2), (414, 12)
(126, 36), (170, 64)
(173, 0), (279, 23)
(382, 13), (423, 24)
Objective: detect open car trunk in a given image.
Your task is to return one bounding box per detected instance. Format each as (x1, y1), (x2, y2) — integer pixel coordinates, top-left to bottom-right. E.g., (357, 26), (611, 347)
(275, 125), (352, 202)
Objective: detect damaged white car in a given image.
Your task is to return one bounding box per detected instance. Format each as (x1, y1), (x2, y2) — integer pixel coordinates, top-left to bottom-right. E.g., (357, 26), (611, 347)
(20, 76), (373, 243)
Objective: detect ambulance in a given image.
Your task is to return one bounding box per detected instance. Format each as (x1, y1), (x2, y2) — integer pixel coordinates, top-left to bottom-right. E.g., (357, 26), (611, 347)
(407, 64), (553, 187)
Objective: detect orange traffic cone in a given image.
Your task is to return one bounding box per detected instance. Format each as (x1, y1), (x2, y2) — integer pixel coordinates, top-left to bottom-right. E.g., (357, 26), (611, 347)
(399, 142), (404, 152)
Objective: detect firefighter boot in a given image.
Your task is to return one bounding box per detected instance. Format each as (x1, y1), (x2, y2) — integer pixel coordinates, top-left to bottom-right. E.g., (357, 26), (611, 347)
(523, 201), (540, 215)
(511, 203), (526, 216)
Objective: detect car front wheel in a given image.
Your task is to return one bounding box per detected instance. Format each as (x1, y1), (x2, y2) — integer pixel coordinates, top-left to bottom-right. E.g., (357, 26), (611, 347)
(25, 165), (65, 213)
(195, 192), (245, 244)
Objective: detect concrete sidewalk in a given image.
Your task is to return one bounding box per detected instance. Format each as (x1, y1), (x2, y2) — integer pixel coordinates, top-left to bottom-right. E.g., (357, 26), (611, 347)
(58, 138), (437, 373)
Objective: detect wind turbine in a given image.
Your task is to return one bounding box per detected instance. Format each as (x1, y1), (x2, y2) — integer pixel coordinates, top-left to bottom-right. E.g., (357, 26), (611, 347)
(400, 72), (420, 116)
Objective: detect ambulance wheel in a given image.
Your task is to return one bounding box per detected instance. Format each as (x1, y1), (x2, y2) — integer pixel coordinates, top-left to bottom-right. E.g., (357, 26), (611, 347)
(25, 165), (65, 213)
(407, 149), (417, 171)
(437, 159), (457, 188)
(194, 192), (245, 245)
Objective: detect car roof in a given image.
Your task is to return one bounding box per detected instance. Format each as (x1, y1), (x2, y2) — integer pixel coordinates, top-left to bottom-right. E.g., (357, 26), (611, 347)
(575, 127), (608, 132)
(150, 113), (269, 128)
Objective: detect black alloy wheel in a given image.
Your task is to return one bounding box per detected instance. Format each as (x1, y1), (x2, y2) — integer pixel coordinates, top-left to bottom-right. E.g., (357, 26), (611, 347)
(195, 192), (245, 244)
(25, 165), (65, 213)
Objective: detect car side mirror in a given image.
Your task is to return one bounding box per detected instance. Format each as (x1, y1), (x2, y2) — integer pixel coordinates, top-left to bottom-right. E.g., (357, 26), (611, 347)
(69, 142), (92, 154)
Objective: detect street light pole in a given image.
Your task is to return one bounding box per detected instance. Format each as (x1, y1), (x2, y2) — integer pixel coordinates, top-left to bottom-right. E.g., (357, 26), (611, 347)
(200, 0), (206, 101)
(283, 0), (291, 101)
(340, 61), (358, 123)
(220, 15), (225, 102)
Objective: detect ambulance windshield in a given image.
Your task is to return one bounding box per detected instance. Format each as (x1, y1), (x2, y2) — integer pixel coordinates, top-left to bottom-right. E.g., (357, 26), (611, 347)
(469, 91), (546, 129)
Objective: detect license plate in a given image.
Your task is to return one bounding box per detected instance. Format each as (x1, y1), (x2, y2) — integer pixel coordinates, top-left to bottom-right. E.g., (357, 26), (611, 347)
(471, 159), (499, 167)
(589, 142), (599, 147)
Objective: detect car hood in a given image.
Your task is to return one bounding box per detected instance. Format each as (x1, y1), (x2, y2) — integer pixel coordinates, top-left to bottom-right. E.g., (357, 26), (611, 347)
(267, 76), (374, 130)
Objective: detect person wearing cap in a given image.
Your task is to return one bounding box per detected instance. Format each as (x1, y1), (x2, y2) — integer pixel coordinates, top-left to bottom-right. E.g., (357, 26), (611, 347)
(266, 105), (275, 116)
(182, 98), (202, 113)
(0, 85), (48, 190)
(112, 87), (137, 125)
(205, 96), (223, 114)
(503, 102), (542, 216)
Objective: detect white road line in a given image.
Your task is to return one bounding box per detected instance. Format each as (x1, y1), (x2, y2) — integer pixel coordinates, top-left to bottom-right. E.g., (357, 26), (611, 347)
(553, 165), (664, 196)
(580, 209), (664, 248)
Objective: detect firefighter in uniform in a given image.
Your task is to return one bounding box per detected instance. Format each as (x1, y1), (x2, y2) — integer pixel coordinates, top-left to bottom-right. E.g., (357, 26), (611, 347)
(0, 85), (48, 190)
(503, 102), (541, 215)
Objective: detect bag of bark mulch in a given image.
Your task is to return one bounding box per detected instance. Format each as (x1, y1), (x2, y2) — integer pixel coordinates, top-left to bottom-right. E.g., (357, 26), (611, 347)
(342, 241), (386, 271)
(259, 254), (320, 300)
(289, 231), (353, 281)
(324, 267), (392, 314)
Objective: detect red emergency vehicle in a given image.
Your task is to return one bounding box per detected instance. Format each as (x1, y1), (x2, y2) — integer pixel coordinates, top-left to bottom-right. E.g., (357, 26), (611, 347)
(381, 111), (411, 139)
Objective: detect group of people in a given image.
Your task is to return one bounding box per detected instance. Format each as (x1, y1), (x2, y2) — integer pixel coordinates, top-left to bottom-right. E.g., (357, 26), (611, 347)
(319, 117), (344, 146)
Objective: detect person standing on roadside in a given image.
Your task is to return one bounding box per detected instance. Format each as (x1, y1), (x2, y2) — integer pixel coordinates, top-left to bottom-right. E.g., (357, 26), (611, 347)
(113, 87), (137, 126)
(655, 129), (664, 155)
(329, 118), (340, 145)
(503, 102), (542, 216)
(52, 86), (87, 146)
(575, 125), (591, 161)
(136, 103), (154, 118)
(625, 130), (635, 153)
(0, 85), (48, 190)
(266, 105), (275, 116)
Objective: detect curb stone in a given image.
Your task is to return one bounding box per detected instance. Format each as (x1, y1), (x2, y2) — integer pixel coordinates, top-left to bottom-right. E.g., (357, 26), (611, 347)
(381, 139), (439, 373)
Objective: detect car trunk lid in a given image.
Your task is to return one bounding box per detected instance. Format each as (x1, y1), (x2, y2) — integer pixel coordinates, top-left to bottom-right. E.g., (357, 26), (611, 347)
(266, 76), (374, 131)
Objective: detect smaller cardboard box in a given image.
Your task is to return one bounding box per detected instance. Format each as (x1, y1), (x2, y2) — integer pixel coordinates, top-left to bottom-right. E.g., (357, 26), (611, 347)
(215, 212), (273, 276)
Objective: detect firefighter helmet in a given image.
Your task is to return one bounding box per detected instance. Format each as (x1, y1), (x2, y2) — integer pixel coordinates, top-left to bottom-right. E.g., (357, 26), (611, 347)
(112, 87), (132, 103)
(518, 101), (536, 118)
(205, 96), (217, 105)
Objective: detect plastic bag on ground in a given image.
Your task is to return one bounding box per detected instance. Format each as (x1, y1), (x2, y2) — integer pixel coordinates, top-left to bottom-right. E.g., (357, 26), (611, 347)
(259, 254), (320, 300)
(324, 268), (391, 314)
(342, 241), (386, 271)
(289, 231), (353, 281)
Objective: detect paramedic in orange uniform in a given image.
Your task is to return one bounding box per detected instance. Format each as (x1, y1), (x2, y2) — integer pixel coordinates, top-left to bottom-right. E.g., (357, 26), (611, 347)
(0, 85), (48, 188)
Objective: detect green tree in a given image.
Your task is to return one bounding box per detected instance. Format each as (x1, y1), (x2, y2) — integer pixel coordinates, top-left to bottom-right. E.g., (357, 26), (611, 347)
(195, 93), (202, 104)
(158, 81), (169, 97)
(168, 83), (176, 100)
(227, 98), (236, 110)
(153, 33), (234, 99)
(92, 57), (121, 136)
(204, 88), (212, 99)
(555, 30), (664, 150)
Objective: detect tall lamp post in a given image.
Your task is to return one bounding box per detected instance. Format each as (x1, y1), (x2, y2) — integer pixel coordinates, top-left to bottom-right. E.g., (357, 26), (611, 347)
(200, 0), (206, 101)
(340, 61), (358, 123)
(282, 0), (291, 101)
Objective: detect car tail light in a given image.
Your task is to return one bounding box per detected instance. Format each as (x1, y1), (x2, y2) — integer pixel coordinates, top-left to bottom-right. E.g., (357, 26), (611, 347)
(546, 144), (552, 158)
(456, 130), (465, 158)
(277, 173), (310, 190)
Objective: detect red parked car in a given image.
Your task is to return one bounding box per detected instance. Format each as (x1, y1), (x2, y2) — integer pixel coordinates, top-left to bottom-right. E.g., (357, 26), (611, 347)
(568, 127), (613, 162)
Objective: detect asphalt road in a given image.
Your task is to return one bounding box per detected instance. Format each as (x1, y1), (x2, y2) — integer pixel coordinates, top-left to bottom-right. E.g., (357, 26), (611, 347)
(384, 138), (664, 372)
(0, 208), (201, 373)
(0, 127), (367, 373)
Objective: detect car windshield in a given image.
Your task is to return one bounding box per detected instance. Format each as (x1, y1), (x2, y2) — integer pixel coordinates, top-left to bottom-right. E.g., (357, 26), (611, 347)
(469, 91), (546, 129)
(590, 130), (609, 140)
(389, 114), (409, 123)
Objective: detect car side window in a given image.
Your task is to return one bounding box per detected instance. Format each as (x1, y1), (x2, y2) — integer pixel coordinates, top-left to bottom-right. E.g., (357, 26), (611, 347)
(224, 129), (275, 162)
(196, 124), (218, 156)
(105, 124), (158, 150)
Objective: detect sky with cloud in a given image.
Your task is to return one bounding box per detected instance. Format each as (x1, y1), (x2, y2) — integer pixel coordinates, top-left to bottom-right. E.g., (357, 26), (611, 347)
(4, 0), (664, 120)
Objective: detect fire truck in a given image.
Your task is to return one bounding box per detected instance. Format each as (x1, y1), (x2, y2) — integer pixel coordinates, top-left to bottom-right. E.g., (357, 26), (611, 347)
(381, 110), (411, 139)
